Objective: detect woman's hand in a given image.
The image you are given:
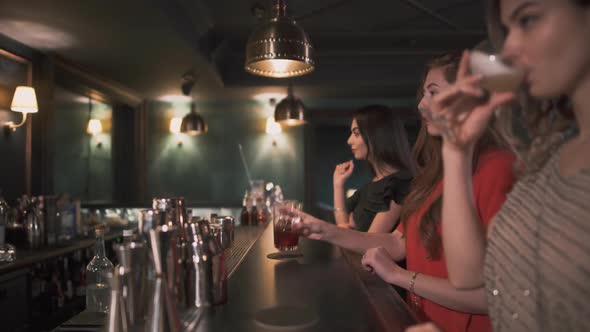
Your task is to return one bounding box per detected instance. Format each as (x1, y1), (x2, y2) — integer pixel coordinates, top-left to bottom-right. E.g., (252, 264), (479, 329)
(361, 246), (406, 284)
(333, 160), (354, 187)
(428, 50), (516, 152)
(405, 322), (442, 332)
(293, 212), (334, 241)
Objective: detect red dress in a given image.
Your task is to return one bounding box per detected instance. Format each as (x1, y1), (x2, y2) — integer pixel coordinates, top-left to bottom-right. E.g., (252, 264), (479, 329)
(398, 150), (515, 332)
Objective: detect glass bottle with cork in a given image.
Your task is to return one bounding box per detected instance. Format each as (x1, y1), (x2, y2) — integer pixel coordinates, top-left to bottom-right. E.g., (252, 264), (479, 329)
(85, 224), (114, 312)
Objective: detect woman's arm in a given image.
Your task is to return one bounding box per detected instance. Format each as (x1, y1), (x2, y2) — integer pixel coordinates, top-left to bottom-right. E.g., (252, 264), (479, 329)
(333, 161), (354, 227)
(333, 184), (352, 228)
(441, 146), (515, 289)
(367, 201), (402, 233)
(429, 52), (516, 289)
(296, 212), (406, 260)
(401, 270), (488, 314)
(441, 145), (488, 288)
(362, 247), (488, 314)
(406, 322), (442, 332)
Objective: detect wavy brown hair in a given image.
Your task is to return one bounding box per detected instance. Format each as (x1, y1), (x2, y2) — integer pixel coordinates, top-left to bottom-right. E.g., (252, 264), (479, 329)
(485, 0), (586, 175)
(400, 52), (512, 260)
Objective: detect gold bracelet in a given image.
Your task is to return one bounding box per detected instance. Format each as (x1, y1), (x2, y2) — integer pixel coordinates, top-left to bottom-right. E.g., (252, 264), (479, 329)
(333, 207), (346, 212)
(409, 271), (419, 293)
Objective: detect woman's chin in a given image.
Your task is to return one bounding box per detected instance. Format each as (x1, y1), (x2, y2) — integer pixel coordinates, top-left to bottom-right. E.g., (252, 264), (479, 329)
(527, 82), (562, 100)
(425, 125), (441, 137)
(353, 154), (365, 160)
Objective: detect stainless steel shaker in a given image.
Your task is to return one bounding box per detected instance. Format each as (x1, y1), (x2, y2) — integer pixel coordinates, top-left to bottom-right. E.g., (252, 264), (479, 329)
(114, 239), (148, 328)
(24, 198), (44, 249)
(210, 216), (235, 250)
(105, 267), (130, 332)
(152, 198), (189, 239)
(151, 198), (189, 309)
(192, 218), (228, 306)
(208, 223), (228, 305)
(145, 227), (182, 332)
(185, 218), (214, 308)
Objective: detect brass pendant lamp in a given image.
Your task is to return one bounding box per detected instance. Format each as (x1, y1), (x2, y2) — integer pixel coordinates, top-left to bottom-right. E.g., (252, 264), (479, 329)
(180, 102), (207, 136)
(245, 0), (315, 78)
(180, 73), (207, 136)
(274, 84), (306, 126)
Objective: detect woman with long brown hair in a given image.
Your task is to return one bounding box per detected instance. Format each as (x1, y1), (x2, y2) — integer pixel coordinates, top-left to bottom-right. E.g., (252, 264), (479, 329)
(294, 53), (516, 332)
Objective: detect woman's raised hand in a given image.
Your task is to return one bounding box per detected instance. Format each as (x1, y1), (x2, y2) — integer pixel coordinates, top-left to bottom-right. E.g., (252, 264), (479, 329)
(333, 160), (355, 187)
(428, 51), (516, 151)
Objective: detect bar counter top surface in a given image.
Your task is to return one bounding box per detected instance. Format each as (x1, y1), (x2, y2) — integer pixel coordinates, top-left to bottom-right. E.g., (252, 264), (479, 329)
(57, 222), (417, 332)
(193, 222), (416, 332)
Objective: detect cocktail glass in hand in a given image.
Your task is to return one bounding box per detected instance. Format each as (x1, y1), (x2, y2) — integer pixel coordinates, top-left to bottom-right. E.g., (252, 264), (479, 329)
(420, 50), (524, 141)
(469, 51), (524, 93)
(273, 200), (302, 252)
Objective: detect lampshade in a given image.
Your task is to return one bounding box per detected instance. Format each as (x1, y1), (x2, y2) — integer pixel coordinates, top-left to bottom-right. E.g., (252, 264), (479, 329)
(11, 86), (38, 113)
(265, 116), (282, 136)
(245, 0), (315, 78)
(181, 103), (207, 136)
(274, 85), (306, 126)
(169, 117), (182, 134)
(87, 119), (102, 135)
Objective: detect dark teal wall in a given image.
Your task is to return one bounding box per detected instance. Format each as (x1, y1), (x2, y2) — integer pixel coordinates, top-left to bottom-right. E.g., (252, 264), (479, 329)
(145, 99), (305, 205)
(0, 43), (30, 200)
(53, 88), (113, 202)
(0, 108), (27, 200)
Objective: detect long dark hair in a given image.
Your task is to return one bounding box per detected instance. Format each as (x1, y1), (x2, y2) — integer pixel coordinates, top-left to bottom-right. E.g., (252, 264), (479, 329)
(352, 105), (416, 177)
(400, 53), (511, 260)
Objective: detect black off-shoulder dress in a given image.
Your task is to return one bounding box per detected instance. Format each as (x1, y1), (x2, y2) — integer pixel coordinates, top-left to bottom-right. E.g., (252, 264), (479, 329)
(345, 170), (413, 232)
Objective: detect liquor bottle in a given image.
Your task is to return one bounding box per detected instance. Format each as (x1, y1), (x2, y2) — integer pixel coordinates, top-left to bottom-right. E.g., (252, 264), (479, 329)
(239, 191), (251, 226)
(250, 198), (258, 226)
(85, 225), (114, 312)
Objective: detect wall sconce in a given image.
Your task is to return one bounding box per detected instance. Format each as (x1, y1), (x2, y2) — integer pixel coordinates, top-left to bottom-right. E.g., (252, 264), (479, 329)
(170, 117), (182, 134)
(265, 116), (282, 146)
(86, 119), (103, 147)
(3, 86), (38, 132)
(169, 117), (183, 146)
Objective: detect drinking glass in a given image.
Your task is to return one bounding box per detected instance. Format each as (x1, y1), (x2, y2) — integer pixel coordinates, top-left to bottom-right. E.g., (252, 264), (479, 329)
(249, 179), (265, 199)
(420, 50), (524, 142)
(273, 200), (301, 252)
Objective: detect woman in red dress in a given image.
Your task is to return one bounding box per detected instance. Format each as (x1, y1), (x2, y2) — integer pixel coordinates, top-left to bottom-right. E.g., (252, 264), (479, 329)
(296, 53), (516, 332)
